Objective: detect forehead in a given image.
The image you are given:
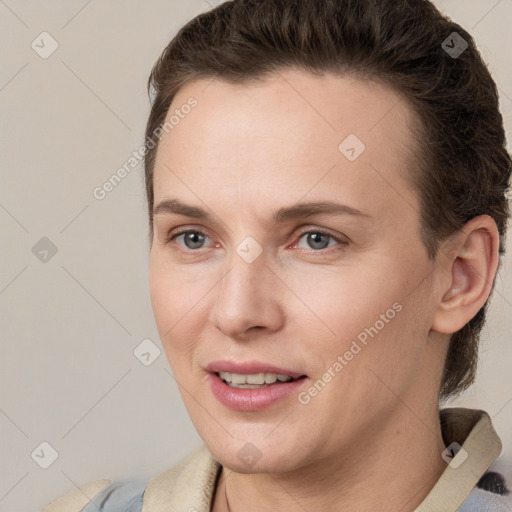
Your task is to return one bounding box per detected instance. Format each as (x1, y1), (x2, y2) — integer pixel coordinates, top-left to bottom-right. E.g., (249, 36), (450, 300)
(153, 68), (420, 229)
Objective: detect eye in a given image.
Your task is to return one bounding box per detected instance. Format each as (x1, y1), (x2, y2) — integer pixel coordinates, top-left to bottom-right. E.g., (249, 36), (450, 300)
(165, 227), (348, 254)
(167, 229), (212, 251)
(295, 228), (347, 253)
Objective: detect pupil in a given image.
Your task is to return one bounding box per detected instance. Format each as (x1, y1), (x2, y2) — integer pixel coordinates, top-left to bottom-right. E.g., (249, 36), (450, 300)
(309, 233), (327, 249)
(186, 232), (203, 249)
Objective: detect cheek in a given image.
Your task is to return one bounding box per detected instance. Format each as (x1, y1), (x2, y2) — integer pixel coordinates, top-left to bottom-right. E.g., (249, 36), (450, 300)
(149, 252), (208, 368)
(149, 249), (192, 325)
(291, 264), (413, 392)
(148, 257), (171, 334)
(149, 254), (186, 351)
(292, 268), (395, 341)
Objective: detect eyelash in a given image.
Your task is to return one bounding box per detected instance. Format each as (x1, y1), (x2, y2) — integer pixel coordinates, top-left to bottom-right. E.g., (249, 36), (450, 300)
(165, 227), (348, 255)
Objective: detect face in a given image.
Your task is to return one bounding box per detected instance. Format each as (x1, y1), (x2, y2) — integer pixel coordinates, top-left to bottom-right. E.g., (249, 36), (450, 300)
(149, 69), (446, 474)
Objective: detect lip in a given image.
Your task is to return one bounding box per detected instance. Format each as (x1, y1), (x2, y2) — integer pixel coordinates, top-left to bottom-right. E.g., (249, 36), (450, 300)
(207, 373), (308, 411)
(205, 360), (305, 379)
(205, 360), (308, 411)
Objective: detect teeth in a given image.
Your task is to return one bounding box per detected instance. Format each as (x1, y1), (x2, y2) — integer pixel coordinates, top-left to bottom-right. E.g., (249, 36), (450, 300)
(247, 373), (266, 384)
(265, 374), (277, 384)
(231, 373), (246, 384)
(218, 371), (294, 386)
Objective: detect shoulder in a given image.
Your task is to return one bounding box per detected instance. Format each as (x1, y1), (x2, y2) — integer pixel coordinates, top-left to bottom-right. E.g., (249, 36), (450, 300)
(42, 445), (219, 512)
(457, 487), (511, 511)
(42, 478), (146, 512)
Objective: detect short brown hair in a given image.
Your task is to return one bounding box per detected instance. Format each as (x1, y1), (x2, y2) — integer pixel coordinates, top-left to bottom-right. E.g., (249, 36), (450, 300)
(143, 0), (511, 401)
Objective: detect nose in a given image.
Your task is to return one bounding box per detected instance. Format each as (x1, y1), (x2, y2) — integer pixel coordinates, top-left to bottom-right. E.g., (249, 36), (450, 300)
(209, 249), (284, 340)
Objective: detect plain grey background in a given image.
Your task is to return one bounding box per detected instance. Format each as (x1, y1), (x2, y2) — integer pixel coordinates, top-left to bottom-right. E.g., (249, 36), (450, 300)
(1, 1), (511, 511)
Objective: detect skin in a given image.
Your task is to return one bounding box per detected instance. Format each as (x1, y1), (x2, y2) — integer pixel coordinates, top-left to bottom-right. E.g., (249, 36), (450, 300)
(148, 68), (500, 512)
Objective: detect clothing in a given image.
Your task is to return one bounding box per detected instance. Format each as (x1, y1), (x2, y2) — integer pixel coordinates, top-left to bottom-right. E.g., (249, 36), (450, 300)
(42, 407), (509, 512)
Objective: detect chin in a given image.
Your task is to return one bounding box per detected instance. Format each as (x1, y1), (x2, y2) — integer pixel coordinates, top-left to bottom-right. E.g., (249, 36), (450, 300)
(216, 449), (301, 474)
(202, 428), (308, 475)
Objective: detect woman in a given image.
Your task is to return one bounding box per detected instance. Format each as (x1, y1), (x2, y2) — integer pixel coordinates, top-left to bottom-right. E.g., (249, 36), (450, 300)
(43, 0), (511, 510)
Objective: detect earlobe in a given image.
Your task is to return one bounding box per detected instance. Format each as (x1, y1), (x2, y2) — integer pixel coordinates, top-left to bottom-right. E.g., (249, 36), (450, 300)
(431, 215), (499, 335)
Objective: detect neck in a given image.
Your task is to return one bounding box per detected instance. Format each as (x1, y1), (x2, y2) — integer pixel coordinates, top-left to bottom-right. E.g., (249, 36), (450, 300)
(212, 404), (447, 512)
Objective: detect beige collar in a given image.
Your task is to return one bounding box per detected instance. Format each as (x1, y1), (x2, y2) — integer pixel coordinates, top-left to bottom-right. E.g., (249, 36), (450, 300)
(142, 407), (502, 512)
(414, 408), (502, 511)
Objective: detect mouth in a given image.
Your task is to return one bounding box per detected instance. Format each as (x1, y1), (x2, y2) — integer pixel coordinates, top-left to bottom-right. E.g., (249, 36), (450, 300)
(216, 371), (307, 389)
(205, 360), (309, 411)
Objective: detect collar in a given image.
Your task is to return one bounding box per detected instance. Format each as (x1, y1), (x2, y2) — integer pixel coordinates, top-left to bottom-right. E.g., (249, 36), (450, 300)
(141, 407), (503, 512)
(414, 407), (502, 511)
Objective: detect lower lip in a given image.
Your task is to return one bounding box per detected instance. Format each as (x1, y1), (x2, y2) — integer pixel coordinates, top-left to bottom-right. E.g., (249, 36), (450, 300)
(208, 373), (308, 411)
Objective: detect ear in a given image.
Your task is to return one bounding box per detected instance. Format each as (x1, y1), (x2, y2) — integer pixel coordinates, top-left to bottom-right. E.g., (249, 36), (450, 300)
(430, 215), (500, 335)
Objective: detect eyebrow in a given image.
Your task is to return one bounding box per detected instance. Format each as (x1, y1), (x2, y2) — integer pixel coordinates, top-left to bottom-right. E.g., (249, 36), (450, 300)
(153, 198), (372, 225)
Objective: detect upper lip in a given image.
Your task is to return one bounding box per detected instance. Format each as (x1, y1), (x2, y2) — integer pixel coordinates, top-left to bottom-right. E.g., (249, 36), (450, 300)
(206, 360), (306, 379)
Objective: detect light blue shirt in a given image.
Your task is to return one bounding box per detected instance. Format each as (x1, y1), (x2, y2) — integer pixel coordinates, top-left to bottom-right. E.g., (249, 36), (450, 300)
(81, 479), (510, 512)
(81, 480), (145, 512)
